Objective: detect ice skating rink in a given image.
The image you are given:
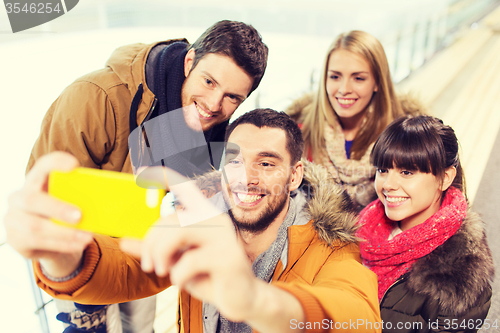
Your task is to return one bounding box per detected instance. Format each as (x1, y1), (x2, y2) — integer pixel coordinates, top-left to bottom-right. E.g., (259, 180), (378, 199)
(1, 1), (499, 332)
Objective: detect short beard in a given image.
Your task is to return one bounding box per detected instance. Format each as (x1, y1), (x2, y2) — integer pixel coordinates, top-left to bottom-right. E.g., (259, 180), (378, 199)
(228, 191), (289, 235)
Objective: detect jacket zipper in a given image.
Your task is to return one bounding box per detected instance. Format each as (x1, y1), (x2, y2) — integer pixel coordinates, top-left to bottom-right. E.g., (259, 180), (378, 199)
(134, 98), (157, 170)
(380, 276), (406, 305)
(141, 98), (158, 126)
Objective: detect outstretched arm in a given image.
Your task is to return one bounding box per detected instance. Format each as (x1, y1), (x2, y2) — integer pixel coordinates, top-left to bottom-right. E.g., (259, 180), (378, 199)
(121, 169), (305, 333)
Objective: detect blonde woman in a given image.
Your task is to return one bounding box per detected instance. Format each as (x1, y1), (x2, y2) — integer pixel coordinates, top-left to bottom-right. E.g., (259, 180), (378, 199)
(286, 30), (420, 210)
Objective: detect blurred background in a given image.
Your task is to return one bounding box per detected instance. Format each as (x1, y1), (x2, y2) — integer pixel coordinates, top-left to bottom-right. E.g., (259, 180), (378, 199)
(1, 0), (499, 332)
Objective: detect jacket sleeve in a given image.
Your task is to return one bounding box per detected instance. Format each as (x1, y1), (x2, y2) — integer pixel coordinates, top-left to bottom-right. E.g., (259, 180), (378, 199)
(34, 234), (171, 305)
(26, 80), (116, 172)
(273, 246), (382, 333)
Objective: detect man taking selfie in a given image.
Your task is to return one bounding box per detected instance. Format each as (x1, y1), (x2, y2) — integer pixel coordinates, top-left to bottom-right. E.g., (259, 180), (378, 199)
(6, 109), (381, 332)
(24, 20), (268, 333)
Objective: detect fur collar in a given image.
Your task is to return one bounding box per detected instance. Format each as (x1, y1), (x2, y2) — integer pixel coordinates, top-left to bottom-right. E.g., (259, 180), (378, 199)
(284, 92), (314, 123)
(194, 160), (359, 247)
(406, 211), (494, 315)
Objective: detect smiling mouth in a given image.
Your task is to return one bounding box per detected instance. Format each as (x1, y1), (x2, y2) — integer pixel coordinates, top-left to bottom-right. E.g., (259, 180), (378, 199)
(336, 98), (357, 107)
(385, 195), (408, 203)
(236, 193), (264, 203)
(195, 102), (214, 119)
(234, 192), (265, 204)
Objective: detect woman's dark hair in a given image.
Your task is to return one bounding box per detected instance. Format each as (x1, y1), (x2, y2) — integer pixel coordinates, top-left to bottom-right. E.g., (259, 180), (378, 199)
(371, 115), (466, 197)
(189, 20), (268, 96)
(225, 108), (304, 165)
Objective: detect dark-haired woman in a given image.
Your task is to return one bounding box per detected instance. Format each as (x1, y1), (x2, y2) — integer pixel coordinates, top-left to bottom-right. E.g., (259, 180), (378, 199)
(357, 115), (494, 332)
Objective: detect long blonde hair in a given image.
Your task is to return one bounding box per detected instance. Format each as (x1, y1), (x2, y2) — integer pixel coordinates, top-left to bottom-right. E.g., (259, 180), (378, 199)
(301, 30), (402, 160)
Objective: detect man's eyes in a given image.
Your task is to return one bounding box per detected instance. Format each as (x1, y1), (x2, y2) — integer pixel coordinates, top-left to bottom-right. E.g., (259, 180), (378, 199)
(226, 159), (277, 168)
(202, 78), (241, 104)
(225, 94), (242, 105)
(228, 161), (275, 167)
(376, 168), (388, 174)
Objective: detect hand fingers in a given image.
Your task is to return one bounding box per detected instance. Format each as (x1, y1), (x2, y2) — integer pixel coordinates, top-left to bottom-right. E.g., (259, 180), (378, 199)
(130, 214), (180, 275)
(169, 247), (213, 288)
(8, 189), (81, 224)
(169, 247), (214, 301)
(126, 176), (235, 277)
(12, 152), (82, 224)
(137, 213), (223, 276)
(3, 152), (87, 262)
(4, 208), (92, 259)
(148, 222), (236, 277)
(137, 166), (222, 226)
(25, 152), (79, 192)
(162, 168), (219, 214)
(145, 215), (188, 276)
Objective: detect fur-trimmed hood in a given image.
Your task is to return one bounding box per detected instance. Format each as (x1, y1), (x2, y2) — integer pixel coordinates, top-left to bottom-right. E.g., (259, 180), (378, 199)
(194, 160), (359, 247)
(284, 92), (314, 123)
(406, 210), (494, 315)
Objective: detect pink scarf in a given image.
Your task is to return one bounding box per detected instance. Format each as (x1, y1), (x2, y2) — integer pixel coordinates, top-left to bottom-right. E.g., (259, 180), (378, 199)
(357, 187), (467, 300)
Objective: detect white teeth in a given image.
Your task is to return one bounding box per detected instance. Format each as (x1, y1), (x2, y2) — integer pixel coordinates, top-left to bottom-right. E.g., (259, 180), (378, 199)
(195, 104), (212, 118)
(338, 98), (355, 105)
(385, 196), (408, 203)
(236, 193), (263, 203)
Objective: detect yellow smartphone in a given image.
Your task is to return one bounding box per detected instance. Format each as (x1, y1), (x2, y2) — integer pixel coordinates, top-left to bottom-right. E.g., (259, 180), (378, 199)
(48, 167), (166, 239)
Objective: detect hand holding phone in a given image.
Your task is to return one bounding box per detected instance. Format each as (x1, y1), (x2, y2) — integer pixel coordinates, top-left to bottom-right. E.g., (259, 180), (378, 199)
(49, 167), (166, 239)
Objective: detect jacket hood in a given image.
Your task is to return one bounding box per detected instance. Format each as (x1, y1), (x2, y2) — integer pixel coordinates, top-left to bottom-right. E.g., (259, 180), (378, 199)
(406, 211), (494, 315)
(299, 160), (359, 246)
(105, 39), (189, 95)
(284, 92), (314, 123)
(193, 160), (359, 247)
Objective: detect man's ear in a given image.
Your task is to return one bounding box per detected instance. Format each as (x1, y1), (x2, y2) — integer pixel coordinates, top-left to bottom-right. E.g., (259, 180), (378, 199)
(288, 161), (304, 192)
(184, 49), (196, 77)
(440, 166), (457, 191)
